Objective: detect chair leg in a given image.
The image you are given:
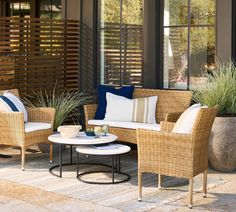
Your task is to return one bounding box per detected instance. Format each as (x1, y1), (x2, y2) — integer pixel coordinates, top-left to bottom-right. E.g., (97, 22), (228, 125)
(158, 174), (162, 190)
(189, 178), (193, 209)
(49, 143), (53, 164)
(138, 171), (142, 202)
(21, 147), (25, 171)
(203, 170), (207, 198)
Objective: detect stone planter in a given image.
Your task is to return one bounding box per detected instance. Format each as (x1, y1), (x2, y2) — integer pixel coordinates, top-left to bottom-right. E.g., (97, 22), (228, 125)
(209, 117), (236, 172)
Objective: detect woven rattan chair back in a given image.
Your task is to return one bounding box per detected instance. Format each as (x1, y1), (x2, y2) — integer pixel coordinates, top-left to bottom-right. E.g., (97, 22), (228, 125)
(133, 89), (193, 123)
(0, 89), (19, 97)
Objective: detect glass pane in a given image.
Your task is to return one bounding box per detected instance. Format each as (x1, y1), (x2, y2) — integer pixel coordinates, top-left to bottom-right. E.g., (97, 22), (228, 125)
(191, 0), (215, 25)
(100, 28), (121, 86)
(100, 0), (121, 25)
(99, 0), (121, 85)
(9, 3), (20, 17)
(164, 0), (188, 26)
(40, 0), (51, 19)
(52, 0), (61, 19)
(21, 3), (30, 18)
(122, 0), (143, 25)
(163, 27), (188, 89)
(189, 27), (215, 89)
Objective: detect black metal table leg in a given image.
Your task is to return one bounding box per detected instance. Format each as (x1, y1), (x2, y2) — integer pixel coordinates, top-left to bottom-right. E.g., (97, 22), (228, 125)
(118, 155), (121, 173)
(112, 156), (114, 183)
(76, 152), (79, 177)
(70, 145), (73, 164)
(59, 144), (62, 178)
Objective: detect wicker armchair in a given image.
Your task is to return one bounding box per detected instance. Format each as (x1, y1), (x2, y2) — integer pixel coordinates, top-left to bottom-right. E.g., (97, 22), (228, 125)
(137, 107), (218, 209)
(0, 89), (55, 170)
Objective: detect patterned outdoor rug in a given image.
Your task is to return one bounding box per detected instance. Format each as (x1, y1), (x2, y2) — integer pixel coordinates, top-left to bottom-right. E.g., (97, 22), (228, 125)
(0, 147), (226, 212)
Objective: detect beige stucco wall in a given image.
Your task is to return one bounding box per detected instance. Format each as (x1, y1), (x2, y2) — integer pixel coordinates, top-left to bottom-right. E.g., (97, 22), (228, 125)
(216, 0), (232, 61)
(62, 0), (80, 20)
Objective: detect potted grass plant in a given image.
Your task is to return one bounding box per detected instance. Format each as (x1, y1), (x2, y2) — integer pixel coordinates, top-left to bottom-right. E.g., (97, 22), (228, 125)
(193, 61), (236, 172)
(23, 84), (93, 152)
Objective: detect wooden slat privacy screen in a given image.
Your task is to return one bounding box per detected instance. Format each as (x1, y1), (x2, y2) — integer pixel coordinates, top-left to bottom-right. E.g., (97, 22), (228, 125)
(99, 23), (143, 86)
(0, 17), (79, 96)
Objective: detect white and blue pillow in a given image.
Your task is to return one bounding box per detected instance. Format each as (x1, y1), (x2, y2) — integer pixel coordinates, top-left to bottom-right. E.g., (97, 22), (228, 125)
(0, 91), (28, 122)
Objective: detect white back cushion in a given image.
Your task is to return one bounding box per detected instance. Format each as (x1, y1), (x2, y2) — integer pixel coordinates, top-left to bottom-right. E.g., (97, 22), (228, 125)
(172, 104), (206, 134)
(105, 93), (133, 122)
(104, 92), (158, 124)
(0, 98), (13, 112)
(4, 91), (28, 122)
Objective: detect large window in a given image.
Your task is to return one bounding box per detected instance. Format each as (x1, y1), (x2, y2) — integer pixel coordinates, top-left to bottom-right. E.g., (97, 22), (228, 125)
(7, 1), (30, 17)
(99, 0), (143, 86)
(163, 0), (216, 89)
(40, 0), (61, 19)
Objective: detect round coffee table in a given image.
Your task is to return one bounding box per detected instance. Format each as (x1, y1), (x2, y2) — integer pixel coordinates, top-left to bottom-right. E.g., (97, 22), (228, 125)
(48, 132), (117, 178)
(76, 144), (131, 184)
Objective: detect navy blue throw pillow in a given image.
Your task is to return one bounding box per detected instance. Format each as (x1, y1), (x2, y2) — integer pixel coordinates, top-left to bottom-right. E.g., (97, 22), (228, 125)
(94, 85), (134, 119)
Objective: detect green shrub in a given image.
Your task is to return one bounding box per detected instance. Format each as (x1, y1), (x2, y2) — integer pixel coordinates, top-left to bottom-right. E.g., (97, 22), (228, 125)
(23, 85), (93, 130)
(193, 61), (236, 116)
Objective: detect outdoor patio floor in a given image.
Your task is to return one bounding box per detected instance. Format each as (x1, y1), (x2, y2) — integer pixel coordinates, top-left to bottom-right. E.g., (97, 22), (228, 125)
(0, 145), (235, 212)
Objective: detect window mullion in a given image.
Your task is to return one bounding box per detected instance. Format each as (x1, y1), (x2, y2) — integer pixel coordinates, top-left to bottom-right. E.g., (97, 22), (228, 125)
(187, 0), (191, 90)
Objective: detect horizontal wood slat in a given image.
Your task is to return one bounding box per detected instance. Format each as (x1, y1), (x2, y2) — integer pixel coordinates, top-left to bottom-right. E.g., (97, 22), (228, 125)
(0, 17), (80, 96)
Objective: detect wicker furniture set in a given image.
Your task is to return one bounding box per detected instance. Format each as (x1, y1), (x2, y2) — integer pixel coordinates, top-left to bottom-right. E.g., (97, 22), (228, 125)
(0, 88), (218, 209)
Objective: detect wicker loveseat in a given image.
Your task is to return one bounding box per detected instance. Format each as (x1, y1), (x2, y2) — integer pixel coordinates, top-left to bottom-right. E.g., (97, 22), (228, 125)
(0, 89), (55, 170)
(84, 88), (193, 144)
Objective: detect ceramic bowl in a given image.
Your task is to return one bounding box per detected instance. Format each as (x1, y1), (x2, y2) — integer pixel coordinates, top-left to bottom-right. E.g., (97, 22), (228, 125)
(57, 125), (82, 138)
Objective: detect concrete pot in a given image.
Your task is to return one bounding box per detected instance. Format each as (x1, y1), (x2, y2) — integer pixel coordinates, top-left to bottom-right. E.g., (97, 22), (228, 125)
(209, 117), (236, 172)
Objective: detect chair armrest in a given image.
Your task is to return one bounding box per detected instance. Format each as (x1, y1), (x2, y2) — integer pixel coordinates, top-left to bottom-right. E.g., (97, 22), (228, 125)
(165, 112), (182, 122)
(0, 112), (25, 146)
(160, 121), (175, 132)
(26, 107), (55, 126)
(84, 104), (98, 128)
(137, 129), (192, 160)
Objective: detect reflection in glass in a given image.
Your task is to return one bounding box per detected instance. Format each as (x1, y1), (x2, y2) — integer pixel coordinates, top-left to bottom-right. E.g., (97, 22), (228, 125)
(99, 0), (143, 86)
(164, 27), (188, 89)
(191, 0), (215, 25)
(164, 0), (188, 26)
(163, 0), (216, 89)
(9, 2), (30, 18)
(189, 27), (215, 89)
(40, 0), (61, 19)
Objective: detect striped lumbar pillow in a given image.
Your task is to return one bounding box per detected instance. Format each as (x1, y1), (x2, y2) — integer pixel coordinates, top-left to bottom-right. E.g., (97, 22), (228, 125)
(3, 91), (28, 122)
(131, 95), (157, 123)
(104, 92), (157, 124)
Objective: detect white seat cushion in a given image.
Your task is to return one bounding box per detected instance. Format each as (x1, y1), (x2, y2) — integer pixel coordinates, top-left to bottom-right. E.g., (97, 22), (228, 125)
(88, 120), (160, 131)
(25, 122), (52, 133)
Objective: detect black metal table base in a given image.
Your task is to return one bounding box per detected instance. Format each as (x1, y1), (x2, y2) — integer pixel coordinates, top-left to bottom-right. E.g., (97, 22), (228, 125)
(77, 170), (130, 184)
(49, 144), (131, 184)
(76, 153), (130, 184)
(49, 162), (112, 178)
(49, 163), (76, 178)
